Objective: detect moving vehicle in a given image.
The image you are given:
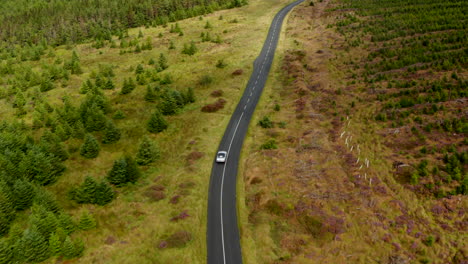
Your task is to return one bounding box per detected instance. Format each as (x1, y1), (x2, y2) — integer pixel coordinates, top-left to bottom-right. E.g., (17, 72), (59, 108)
(216, 151), (227, 163)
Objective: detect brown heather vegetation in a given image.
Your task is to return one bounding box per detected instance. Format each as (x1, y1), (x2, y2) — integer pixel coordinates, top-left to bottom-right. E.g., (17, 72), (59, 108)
(241, 0), (467, 263)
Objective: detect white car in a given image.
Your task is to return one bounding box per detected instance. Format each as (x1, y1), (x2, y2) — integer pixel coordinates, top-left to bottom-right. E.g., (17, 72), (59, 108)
(216, 151), (227, 163)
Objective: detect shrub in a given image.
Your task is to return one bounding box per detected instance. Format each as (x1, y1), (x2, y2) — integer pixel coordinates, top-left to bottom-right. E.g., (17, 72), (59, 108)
(199, 75), (213, 86)
(258, 116), (274, 128)
(423, 235), (435, 246)
(216, 59), (227, 68)
(261, 139), (278, 150)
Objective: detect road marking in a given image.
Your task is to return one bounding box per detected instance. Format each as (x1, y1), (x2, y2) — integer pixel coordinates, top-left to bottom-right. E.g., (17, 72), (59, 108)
(247, 98), (250, 103)
(220, 112), (244, 264)
(250, 92), (252, 96)
(244, 105), (247, 110)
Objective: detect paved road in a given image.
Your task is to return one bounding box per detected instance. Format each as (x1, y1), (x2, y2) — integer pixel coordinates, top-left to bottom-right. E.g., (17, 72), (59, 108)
(207, 0), (304, 263)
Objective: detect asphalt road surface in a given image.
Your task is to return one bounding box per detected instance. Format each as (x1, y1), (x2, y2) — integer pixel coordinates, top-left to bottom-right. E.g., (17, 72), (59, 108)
(207, 0), (305, 263)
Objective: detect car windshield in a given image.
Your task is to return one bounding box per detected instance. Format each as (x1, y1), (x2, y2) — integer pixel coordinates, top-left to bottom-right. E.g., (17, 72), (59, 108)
(218, 153), (225, 158)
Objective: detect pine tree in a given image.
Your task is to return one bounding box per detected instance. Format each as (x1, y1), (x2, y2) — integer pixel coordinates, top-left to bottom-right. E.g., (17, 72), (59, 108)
(40, 79), (55, 92)
(182, 41), (197, 55)
(106, 158), (128, 186)
(0, 240), (13, 264)
(135, 64), (144, 74)
(72, 121), (86, 139)
(71, 176), (98, 204)
(159, 53), (168, 70)
(136, 136), (160, 165)
(12, 179), (35, 211)
(159, 95), (178, 115)
(102, 119), (121, 144)
(84, 105), (107, 132)
(78, 211), (96, 230)
(183, 87), (196, 104)
(54, 124), (69, 141)
(103, 78), (115, 90)
(61, 236), (76, 259)
(94, 75), (104, 88)
(48, 232), (61, 257)
(124, 155), (141, 184)
(169, 40), (176, 50)
(29, 205), (57, 239)
(144, 85), (157, 102)
(204, 21), (212, 29)
(95, 181), (115, 206)
(0, 213), (12, 237)
(147, 110), (168, 133)
(20, 228), (49, 263)
(112, 110), (126, 120)
(80, 134), (100, 158)
(138, 30), (144, 38)
(120, 78), (136, 95)
(57, 213), (75, 235)
(33, 188), (60, 214)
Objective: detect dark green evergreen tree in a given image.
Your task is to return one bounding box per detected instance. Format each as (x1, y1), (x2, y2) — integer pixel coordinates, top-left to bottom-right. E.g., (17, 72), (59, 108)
(84, 105), (107, 132)
(61, 236), (75, 259)
(57, 213), (75, 235)
(159, 53), (168, 70)
(70, 176), (98, 204)
(135, 64), (144, 74)
(112, 110), (126, 120)
(29, 205), (57, 240)
(12, 179), (35, 211)
(147, 110), (168, 133)
(136, 136), (160, 165)
(159, 95), (178, 115)
(78, 211), (96, 230)
(54, 124), (69, 142)
(80, 134), (100, 159)
(102, 119), (121, 144)
(120, 78), (136, 95)
(144, 85), (157, 102)
(103, 78), (115, 90)
(0, 192), (14, 236)
(0, 240), (13, 264)
(106, 158), (128, 186)
(71, 121), (86, 139)
(48, 232), (61, 257)
(33, 188), (60, 214)
(19, 228), (49, 263)
(95, 181), (115, 206)
(182, 41), (197, 55)
(40, 79), (55, 92)
(169, 40), (176, 50)
(183, 87), (196, 104)
(124, 155), (141, 184)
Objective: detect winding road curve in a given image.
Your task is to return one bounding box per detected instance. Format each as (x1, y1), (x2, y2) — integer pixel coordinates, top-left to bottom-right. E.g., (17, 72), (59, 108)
(207, 0), (305, 263)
